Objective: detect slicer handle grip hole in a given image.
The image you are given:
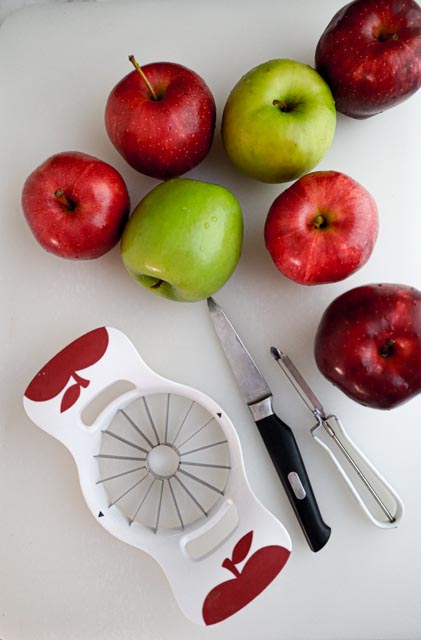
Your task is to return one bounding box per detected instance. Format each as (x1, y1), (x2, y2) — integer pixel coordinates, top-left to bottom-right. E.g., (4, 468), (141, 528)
(81, 380), (136, 427)
(183, 501), (239, 560)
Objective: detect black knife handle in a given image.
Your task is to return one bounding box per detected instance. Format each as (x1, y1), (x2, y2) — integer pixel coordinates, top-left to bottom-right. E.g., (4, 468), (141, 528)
(256, 412), (331, 552)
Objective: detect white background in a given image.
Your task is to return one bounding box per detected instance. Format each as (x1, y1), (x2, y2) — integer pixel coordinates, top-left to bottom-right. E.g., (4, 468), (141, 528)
(0, 1), (420, 638)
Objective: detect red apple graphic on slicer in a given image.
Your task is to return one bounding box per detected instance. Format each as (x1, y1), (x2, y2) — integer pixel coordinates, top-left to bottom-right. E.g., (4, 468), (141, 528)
(202, 530), (290, 625)
(24, 327), (109, 412)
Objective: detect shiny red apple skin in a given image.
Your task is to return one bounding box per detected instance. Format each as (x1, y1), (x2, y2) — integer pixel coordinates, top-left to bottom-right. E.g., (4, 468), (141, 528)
(264, 171), (378, 285)
(104, 61), (216, 180)
(21, 152), (130, 259)
(314, 284), (421, 409)
(315, 0), (421, 118)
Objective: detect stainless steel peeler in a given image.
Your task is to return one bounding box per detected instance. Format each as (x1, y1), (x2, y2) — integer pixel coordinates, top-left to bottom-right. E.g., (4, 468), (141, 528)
(271, 347), (404, 529)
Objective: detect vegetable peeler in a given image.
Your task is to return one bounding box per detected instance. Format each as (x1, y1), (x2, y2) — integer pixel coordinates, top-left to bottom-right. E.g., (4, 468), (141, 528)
(271, 347), (404, 529)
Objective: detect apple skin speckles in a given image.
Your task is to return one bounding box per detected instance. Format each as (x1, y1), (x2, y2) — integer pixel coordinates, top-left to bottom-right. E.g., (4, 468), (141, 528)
(21, 152), (130, 259)
(264, 170), (378, 285)
(315, 0), (421, 118)
(105, 61), (216, 180)
(120, 178), (243, 302)
(221, 59), (336, 184)
(314, 284), (421, 409)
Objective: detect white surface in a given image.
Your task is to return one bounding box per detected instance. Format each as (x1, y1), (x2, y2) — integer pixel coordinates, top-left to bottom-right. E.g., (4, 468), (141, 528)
(0, 1), (420, 638)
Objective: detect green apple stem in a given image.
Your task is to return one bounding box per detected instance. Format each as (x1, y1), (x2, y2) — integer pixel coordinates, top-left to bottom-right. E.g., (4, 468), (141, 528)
(129, 54), (158, 100)
(273, 99), (289, 112)
(55, 189), (75, 211)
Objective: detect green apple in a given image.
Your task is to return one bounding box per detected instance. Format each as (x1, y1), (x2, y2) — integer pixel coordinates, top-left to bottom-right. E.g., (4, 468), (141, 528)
(221, 59), (336, 183)
(121, 178), (243, 302)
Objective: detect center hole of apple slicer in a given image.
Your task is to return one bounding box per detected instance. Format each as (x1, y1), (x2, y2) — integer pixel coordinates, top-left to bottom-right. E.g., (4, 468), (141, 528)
(147, 444), (180, 479)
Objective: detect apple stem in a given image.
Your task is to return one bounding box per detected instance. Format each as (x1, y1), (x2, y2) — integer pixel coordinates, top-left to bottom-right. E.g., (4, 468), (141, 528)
(129, 54), (158, 100)
(312, 214), (328, 230)
(273, 99), (288, 112)
(379, 338), (395, 358)
(55, 189), (75, 211)
(222, 558), (241, 578)
(376, 30), (399, 42)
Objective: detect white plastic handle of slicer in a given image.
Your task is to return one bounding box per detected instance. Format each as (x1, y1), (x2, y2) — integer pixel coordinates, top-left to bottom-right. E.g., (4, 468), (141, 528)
(23, 327), (292, 626)
(312, 416), (404, 528)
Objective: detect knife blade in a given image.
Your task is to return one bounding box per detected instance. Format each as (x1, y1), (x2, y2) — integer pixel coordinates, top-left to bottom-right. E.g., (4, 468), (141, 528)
(207, 297), (331, 552)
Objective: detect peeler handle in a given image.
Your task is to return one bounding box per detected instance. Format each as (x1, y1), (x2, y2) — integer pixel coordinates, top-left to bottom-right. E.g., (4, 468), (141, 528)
(311, 416), (404, 528)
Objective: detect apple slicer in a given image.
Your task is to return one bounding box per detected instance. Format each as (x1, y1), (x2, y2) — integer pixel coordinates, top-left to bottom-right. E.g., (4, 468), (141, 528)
(23, 327), (291, 626)
(271, 348), (404, 529)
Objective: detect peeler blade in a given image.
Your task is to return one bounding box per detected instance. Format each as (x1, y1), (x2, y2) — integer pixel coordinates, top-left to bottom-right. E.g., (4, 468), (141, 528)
(270, 347), (325, 420)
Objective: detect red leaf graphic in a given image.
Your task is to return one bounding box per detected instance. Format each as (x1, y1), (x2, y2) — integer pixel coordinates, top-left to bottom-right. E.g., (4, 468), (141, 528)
(231, 531), (253, 565)
(60, 383), (81, 413)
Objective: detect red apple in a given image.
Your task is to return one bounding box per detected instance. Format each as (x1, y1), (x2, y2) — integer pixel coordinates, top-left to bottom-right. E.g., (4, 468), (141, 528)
(202, 531), (290, 625)
(315, 0), (421, 118)
(264, 171), (378, 285)
(24, 327), (109, 412)
(314, 284), (421, 409)
(104, 57), (216, 180)
(21, 152), (130, 259)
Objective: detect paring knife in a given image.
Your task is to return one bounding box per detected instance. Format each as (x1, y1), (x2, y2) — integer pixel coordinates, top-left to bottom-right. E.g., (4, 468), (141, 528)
(207, 297), (331, 552)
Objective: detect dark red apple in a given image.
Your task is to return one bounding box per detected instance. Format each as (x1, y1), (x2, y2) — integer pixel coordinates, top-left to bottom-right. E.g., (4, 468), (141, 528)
(21, 152), (130, 259)
(202, 531), (290, 625)
(104, 57), (216, 180)
(314, 284), (421, 409)
(264, 171), (378, 285)
(25, 327), (109, 412)
(315, 0), (421, 118)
